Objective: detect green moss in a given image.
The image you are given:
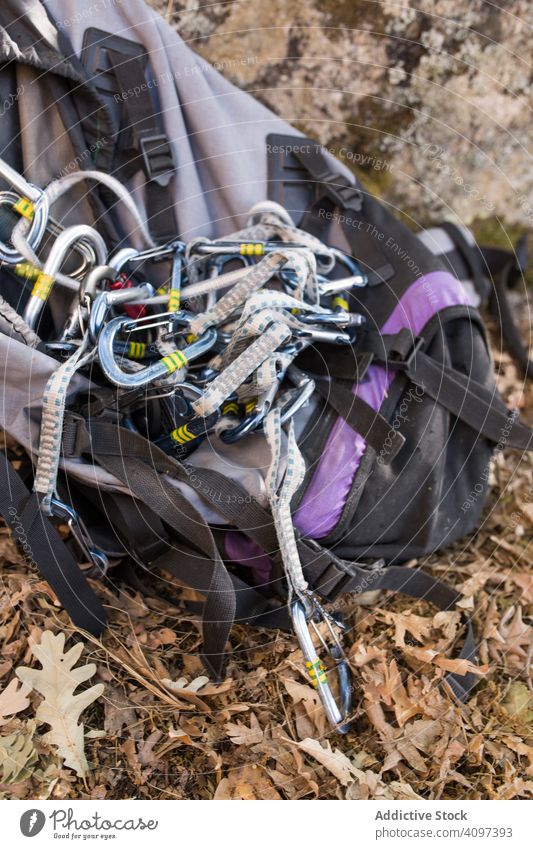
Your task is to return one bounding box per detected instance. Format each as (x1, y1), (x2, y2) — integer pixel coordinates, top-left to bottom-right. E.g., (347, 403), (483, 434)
(470, 216), (522, 250)
(348, 95), (415, 146)
(349, 160), (393, 197)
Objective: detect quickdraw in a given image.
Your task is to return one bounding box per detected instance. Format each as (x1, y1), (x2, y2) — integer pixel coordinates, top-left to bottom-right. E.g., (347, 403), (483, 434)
(291, 598), (352, 732)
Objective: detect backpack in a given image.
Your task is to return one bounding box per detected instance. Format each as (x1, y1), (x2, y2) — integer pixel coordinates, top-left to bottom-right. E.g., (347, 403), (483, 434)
(0, 0), (531, 731)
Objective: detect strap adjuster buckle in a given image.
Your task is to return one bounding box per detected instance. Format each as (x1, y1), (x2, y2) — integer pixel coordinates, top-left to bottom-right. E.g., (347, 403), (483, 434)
(315, 168), (363, 212)
(62, 413), (91, 459)
(389, 334), (425, 369)
(139, 133), (175, 187)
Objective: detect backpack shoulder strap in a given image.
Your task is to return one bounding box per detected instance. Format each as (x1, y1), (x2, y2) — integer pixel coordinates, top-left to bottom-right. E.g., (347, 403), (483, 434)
(0, 451), (107, 635)
(437, 222), (532, 379)
(361, 328), (533, 451)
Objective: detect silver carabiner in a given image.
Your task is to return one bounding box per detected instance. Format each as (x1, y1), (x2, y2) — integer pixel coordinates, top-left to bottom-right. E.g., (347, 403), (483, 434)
(296, 310), (365, 328)
(22, 224), (107, 330)
(0, 158), (50, 263)
(97, 311), (217, 388)
(318, 274), (368, 296)
(50, 497), (109, 578)
(88, 283), (155, 342)
(291, 597), (351, 732)
(192, 239), (333, 268)
(109, 240), (184, 272)
(293, 326), (353, 345)
(278, 374), (315, 425)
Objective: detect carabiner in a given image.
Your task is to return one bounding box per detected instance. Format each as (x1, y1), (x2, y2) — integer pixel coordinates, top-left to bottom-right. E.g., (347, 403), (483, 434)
(291, 598), (352, 732)
(88, 283), (155, 342)
(318, 274), (368, 296)
(219, 374), (281, 444)
(80, 265), (119, 303)
(219, 402), (265, 443)
(50, 497), (109, 578)
(23, 224), (107, 330)
(293, 326), (353, 345)
(330, 248), (368, 279)
(153, 382), (218, 454)
(277, 375), (315, 425)
(0, 157), (50, 263)
(109, 239), (185, 272)
(220, 373), (314, 443)
(202, 253), (251, 310)
(52, 265), (119, 346)
(192, 239), (333, 268)
(296, 310), (365, 328)
(97, 313), (217, 388)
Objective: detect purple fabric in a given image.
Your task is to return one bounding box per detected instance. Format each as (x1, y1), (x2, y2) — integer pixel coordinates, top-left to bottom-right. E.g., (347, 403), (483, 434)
(224, 531), (272, 587)
(293, 271), (472, 538)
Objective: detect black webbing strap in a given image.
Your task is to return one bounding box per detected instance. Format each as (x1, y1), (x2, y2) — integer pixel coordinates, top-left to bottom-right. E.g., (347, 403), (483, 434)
(295, 347), (373, 381)
(62, 415), (348, 592)
(305, 555), (477, 701)
(107, 491), (290, 630)
(61, 422), (236, 676)
(359, 328), (533, 450)
(107, 50), (177, 243)
(63, 416), (479, 698)
(64, 418), (291, 672)
(288, 145), (396, 284)
(312, 377), (406, 463)
(488, 251), (533, 380)
(407, 351), (532, 450)
(90, 452), (234, 678)
(0, 451), (106, 635)
(154, 549), (291, 630)
(146, 461), (478, 699)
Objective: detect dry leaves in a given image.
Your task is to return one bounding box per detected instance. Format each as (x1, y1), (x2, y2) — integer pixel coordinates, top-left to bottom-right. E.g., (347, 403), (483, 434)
(16, 631), (104, 777)
(215, 765), (282, 800)
(0, 677), (31, 725)
(0, 728), (37, 784)
(297, 738), (363, 787)
(226, 713), (264, 746)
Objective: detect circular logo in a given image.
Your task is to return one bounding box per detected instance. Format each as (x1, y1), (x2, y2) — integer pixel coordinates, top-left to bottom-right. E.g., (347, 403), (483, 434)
(20, 810), (46, 837)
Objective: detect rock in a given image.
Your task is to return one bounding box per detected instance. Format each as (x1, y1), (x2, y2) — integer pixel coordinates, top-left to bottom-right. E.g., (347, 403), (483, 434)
(149, 0), (532, 229)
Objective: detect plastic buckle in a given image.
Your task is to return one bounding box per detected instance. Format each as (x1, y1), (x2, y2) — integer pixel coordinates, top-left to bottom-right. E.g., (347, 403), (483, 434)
(139, 133), (175, 187)
(62, 413), (92, 459)
(389, 334), (425, 369)
(315, 168), (364, 212)
(311, 548), (386, 603)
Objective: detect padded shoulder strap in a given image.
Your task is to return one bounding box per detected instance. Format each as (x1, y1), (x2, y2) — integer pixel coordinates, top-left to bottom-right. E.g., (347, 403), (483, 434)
(266, 133), (396, 286)
(107, 49), (178, 243)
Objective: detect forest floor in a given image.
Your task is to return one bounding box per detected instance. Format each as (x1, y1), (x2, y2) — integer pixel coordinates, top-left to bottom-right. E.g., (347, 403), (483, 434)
(0, 311), (532, 801)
